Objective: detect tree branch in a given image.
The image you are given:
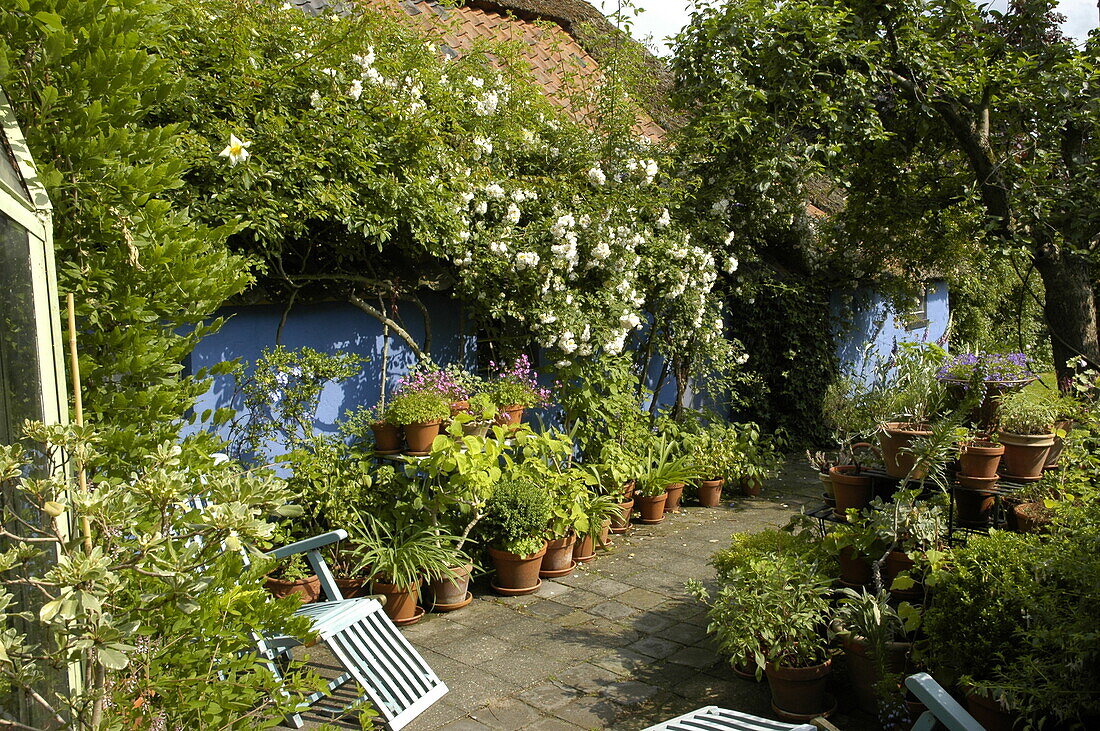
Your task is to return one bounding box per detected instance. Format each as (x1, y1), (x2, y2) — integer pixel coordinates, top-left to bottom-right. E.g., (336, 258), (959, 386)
(347, 293), (427, 360)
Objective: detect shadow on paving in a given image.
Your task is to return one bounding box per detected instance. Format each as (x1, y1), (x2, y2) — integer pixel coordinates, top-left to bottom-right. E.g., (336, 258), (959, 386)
(290, 458), (879, 730)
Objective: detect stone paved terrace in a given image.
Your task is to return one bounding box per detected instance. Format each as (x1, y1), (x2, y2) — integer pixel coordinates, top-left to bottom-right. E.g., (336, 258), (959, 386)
(298, 463), (876, 730)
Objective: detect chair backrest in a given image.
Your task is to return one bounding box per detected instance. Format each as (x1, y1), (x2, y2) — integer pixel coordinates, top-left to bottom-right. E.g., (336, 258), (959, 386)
(905, 673), (985, 731)
(642, 706), (816, 731)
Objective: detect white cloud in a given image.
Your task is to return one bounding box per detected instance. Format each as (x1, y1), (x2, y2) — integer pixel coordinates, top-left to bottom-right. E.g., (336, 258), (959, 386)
(609, 1), (1097, 55)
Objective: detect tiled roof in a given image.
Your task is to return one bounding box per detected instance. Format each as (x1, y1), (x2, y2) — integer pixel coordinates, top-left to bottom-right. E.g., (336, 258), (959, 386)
(293, 0), (665, 140)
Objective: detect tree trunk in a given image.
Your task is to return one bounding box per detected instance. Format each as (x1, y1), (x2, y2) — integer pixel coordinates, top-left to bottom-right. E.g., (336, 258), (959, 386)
(1034, 252), (1100, 387)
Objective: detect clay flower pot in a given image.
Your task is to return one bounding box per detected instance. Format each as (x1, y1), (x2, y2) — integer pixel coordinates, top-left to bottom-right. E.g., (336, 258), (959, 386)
(1013, 501), (1053, 534)
(740, 477), (763, 497)
(449, 400), (470, 416)
(955, 475), (998, 527)
(461, 421), (491, 438)
(264, 574), (321, 603)
(426, 563), (473, 609)
(698, 479), (724, 508)
(635, 493), (667, 524)
(403, 420), (443, 454)
(885, 550), (922, 599)
(765, 658), (833, 718)
(838, 547), (872, 587)
(573, 533), (597, 563)
(839, 630), (912, 715)
(830, 465), (873, 519)
(370, 422), (402, 454)
(958, 440), (1004, 478)
(335, 576), (371, 599)
(496, 404), (525, 428)
(372, 580), (422, 624)
(880, 422), (932, 479)
(1045, 419), (1074, 469)
(664, 482), (685, 512)
(622, 480), (636, 500)
(488, 544), (546, 595)
(540, 535), (577, 578)
(611, 499), (634, 534)
(966, 690), (1020, 731)
(998, 430), (1055, 480)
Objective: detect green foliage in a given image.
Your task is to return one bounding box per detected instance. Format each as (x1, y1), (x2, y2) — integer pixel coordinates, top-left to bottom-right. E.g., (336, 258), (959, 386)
(636, 436), (700, 497)
(0, 0), (253, 471)
(0, 423), (315, 728)
(709, 528), (829, 586)
(346, 515), (467, 586)
(998, 388), (1059, 435)
(483, 478), (552, 557)
(690, 424), (741, 481)
(384, 390), (450, 426)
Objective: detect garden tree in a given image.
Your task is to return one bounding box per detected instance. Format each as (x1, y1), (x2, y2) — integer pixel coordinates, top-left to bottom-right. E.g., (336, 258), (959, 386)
(674, 0), (1100, 383)
(0, 0), (253, 468)
(153, 0), (742, 414)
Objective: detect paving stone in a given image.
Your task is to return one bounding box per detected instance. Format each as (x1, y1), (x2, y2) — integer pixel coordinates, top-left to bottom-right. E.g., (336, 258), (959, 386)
(628, 612), (679, 635)
(535, 581), (574, 600)
(587, 577), (633, 597)
(599, 679), (661, 706)
(438, 719), (493, 731)
(661, 621), (708, 645)
(552, 695), (623, 729)
(590, 600), (637, 620)
(591, 648), (652, 677)
(443, 672), (517, 713)
(432, 633), (513, 666)
(518, 682), (583, 712)
(553, 661), (618, 694)
(668, 645), (720, 669)
(525, 717), (585, 730)
(626, 635), (683, 660)
(554, 588), (605, 610)
(551, 609), (597, 628)
(469, 698), (543, 729)
(399, 699), (466, 730)
(525, 599), (574, 619)
(617, 587), (668, 610)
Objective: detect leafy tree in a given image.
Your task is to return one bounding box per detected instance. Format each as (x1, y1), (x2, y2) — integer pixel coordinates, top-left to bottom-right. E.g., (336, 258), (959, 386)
(0, 0), (253, 468)
(674, 0), (1100, 382)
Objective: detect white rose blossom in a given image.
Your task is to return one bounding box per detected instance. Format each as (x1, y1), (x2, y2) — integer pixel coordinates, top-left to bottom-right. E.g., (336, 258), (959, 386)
(587, 167), (607, 186)
(218, 134), (251, 166)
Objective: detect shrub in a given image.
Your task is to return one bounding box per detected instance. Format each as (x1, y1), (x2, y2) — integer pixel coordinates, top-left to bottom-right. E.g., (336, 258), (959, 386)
(998, 388), (1058, 435)
(483, 479), (552, 556)
(384, 391), (450, 426)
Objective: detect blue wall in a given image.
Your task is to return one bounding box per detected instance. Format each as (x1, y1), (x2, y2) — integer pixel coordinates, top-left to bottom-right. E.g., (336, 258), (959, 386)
(185, 294), (475, 453)
(832, 280), (950, 385)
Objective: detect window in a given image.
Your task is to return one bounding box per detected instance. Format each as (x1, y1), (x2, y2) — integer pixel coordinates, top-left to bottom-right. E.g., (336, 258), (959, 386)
(902, 287), (930, 331)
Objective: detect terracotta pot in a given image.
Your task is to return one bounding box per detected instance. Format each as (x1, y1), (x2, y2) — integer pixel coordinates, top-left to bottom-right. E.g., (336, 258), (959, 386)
(426, 563), (472, 607)
(611, 499), (634, 534)
(449, 400), (469, 416)
(740, 477), (763, 497)
(461, 421), (491, 438)
(488, 544), (546, 592)
(880, 422), (932, 479)
(335, 576), (371, 598)
(370, 422), (402, 453)
(765, 658), (833, 717)
(573, 533), (596, 563)
(840, 631), (912, 715)
(885, 550), (921, 598)
(698, 479), (724, 508)
(838, 547), (872, 587)
(818, 472), (835, 499)
(998, 430), (1055, 480)
(635, 493), (667, 524)
(372, 580), (420, 623)
(497, 405), (525, 428)
(664, 482), (685, 512)
(958, 440), (1004, 479)
(1045, 419), (1074, 468)
(966, 690), (1019, 731)
(622, 480), (636, 500)
(403, 420), (443, 454)
(264, 574), (321, 603)
(955, 475), (998, 527)
(540, 535), (577, 577)
(598, 520), (611, 550)
(830, 465), (873, 519)
(1013, 501), (1052, 534)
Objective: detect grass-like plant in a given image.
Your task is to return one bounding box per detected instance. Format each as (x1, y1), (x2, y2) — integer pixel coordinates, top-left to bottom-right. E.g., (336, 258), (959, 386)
(347, 514), (467, 586)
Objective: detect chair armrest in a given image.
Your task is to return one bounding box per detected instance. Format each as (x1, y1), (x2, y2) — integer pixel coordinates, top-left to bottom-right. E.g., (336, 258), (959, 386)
(904, 673), (984, 731)
(267, 529), (348, 559)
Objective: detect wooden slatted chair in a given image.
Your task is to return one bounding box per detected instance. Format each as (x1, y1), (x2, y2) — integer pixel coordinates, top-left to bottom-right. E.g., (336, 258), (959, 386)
(187, 498), (448, 730)
(905, 672), (985, 731)
(641, 706), (817, 731)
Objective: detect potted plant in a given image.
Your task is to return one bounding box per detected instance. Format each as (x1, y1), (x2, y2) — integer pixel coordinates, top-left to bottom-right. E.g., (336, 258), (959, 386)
(263, 552), (321, 603)
(689, 549), (835, 719)
(573, 491), (621, 563)
(459, 392), (497, 438)
(694, 427), (738, 507)
(385, 390), (450, 455)
(834, 588), (917, 717)
(879, 343), (949, 478)
(867, 489), (948, 599)
(937, 351), (1036, 427)
(821, 511), (886, 588)
(349, 514), (467, 626)
(636, 438), (699, 524)
(541, 474), (585, 578)
(997, 389), (1059, 480)
(398, 361), (480, 415)
(806, 450), (838, 506)
(829, 443), (879, 519)
(484, 355), (550, 428)
(957, 435), (1004, 478)
(483, 478), (552, 595)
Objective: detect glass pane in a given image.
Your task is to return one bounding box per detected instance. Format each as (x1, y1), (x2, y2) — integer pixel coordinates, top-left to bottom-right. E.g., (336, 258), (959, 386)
(0, 211), (44, 444)
(0, 128), (31, 204)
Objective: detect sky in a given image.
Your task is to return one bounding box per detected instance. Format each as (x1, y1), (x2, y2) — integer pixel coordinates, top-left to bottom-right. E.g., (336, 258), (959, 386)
(600, 1), (1100, 55)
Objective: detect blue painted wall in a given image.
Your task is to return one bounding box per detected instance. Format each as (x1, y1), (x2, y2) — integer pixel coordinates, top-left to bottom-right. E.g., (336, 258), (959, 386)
(832, 280), (950, 385)
(184, 294), (475, 456)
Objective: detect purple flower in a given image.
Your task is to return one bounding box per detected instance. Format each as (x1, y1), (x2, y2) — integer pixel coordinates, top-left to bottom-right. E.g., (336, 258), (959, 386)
(937, 352), (1034, 383)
